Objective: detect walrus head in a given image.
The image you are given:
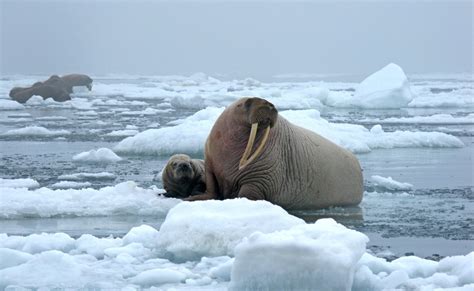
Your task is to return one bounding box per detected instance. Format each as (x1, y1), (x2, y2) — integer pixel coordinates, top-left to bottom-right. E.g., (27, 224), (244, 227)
(166, 154), (196, 182)
(236, 97), (278, 170)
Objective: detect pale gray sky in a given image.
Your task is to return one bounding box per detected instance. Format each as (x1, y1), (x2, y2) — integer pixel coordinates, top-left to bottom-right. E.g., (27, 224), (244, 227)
(1, 0), (472, 79)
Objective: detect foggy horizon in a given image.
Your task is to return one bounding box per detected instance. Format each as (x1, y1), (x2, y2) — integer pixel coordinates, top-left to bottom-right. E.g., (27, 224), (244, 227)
(1, 0), (472, 79)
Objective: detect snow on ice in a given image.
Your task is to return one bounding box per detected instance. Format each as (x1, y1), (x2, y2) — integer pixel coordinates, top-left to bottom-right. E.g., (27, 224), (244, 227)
(0, 199), (472, 290)
(0, 99), (24, 110)
(370, 175), (414, 191)
(57, 172), (117, 181)
(0, 178), (39, 189)
(0, 181), (178, 219)
(156, 199), (305, 262)
(2, 126), (71, 137)
(72, 148), (123, 163)
(115, 107), (464, 156)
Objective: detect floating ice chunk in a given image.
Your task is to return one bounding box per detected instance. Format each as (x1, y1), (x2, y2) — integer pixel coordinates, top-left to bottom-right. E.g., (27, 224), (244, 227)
(0, 250), (93, 289)
(362, 113), (474, 125)
(409, 88), (474, 108)
(73, 148), (122, 163)
(51, 181), (92, 189)
(104, 242), (152, 259)
(0, 99), (24, 110)
(35, 116), (68, 121)
(209, 258), (234, 281)
(58, 172), (116, 181)
(120, 108), (173, 116)
(115, 107), (223, 155)
(0, 248), (34, 269)
(74, 234), (122, 259)
(353, 252), (474, 290)
(0, 233), (75, 254)
(229, 219), (369, 291)
(156, 199), (305, 262)
(115, 106), (464, 156)
(2, 126), (70, 136)
(0, 181), (179, 219)
(370, 175), (413, 191)
(105, 129), (139, 137)
(129, 268), (187, 286)
(353, 63), (413, 108)
(268, 87), (326, 110)
(77, 110), (98, 117)
(0, 178), (39, 189)
(122, 225), (159, 249)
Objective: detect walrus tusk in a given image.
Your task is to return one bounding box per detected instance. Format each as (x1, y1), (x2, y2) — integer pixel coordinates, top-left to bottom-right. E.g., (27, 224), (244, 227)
(239, 124), (270, 170)
(239, 123), (258, 168)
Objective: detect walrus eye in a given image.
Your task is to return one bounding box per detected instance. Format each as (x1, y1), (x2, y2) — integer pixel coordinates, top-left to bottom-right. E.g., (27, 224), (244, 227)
(244, 99), (252, 111)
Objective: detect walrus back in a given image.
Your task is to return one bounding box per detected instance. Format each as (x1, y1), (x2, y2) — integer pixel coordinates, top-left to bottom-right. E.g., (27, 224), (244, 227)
(273, 117), (364, 209)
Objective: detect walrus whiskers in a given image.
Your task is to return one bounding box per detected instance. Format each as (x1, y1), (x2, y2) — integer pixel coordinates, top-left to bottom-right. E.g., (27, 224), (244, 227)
(239, 124), (270, 170)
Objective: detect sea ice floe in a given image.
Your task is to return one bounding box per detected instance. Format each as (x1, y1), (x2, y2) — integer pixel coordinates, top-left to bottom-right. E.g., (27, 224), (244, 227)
(0, 181), (178, 219)
(322, 63), (413, 109)
(115, 106), (464, 156)
(0, 178), (39, 189)
(0, 99), (24, 110)
(230, 219), (368, 291)
(51, 181), (92, 189)
(408, 88), (474, 108)
(72, 148), (122, 163)
(105, 129), (139, 137)
(361, 113), (474, 125)
(119, 108), (173, 116)
(0, 199), (472, 290)
(58, 172), (116, 181)
(2, 126), (71, 137)
(370, 175), (413, 191)
(156, 199), (305, 262)
(353, 252), (474, 290)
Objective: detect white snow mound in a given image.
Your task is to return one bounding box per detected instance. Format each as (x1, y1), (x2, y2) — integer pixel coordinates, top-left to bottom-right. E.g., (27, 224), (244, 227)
(230, 218), (369, 291)
(72, 148), (122, 163)
(0, 181), (178, 219)
(156, 198), (305, 262)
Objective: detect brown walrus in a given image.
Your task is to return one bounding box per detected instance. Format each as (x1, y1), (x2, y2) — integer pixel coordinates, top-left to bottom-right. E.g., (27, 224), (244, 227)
(9, 83), (71, 103)
(187, 97), (364, 210)
(60, 74), (93, 92)
(161, 154), (206, 199)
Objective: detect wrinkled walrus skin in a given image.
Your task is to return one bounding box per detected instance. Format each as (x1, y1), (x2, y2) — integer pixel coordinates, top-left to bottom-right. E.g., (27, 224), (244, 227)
(187, 97), (364, 210)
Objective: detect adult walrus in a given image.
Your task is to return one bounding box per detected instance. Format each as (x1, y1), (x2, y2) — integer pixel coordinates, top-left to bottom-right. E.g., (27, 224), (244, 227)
(60, 74), (93, 92)
(9, 83), (71, 103)
(162, 154), (206, 199)
(187, 97), (363, 210)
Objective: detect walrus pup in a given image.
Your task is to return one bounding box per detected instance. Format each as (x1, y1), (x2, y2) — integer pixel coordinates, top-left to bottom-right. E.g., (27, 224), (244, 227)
(60, 74), (93, 92)
(187, 97), (363, 210)
(162, 154), (206, 199)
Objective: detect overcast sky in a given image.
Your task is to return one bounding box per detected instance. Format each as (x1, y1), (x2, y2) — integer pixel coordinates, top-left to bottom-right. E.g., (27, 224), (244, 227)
(0, 0), (472, 79)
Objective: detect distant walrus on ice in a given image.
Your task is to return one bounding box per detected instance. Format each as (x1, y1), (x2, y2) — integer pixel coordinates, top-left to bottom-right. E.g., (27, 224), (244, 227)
(60, 74), (93, 92)
(9, 83), (71, 103)
(162, 154), (206, 199)
(186, 97), (364, 210)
